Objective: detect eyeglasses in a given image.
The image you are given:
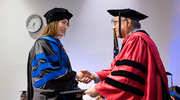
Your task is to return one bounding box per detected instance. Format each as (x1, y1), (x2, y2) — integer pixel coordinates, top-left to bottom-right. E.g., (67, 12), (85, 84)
(111, 19), (118, 26)
(111, 18), (127, 26)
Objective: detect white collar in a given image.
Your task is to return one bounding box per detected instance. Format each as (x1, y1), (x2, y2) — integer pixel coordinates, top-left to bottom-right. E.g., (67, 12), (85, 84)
(127, 28), (140, 36)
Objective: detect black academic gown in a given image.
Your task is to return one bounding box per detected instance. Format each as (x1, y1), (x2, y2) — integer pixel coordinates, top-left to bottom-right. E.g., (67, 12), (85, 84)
(27, 36), (82, 100)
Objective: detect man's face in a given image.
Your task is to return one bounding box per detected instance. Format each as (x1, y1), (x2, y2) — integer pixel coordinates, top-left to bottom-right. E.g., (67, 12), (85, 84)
(112, 16), (128, 38)
(112, 16), (120, 38)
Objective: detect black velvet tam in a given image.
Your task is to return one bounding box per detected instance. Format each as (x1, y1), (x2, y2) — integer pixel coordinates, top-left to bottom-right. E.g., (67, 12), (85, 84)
(44, 7), (73, 24)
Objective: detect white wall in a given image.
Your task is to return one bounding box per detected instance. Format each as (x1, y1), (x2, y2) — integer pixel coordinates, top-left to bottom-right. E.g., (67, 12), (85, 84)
(0, 0), (179, 99)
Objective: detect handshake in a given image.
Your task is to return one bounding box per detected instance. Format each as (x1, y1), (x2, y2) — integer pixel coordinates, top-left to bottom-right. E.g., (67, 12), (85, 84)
(75, 70), (104, 100)
(75, 69), (96, 84)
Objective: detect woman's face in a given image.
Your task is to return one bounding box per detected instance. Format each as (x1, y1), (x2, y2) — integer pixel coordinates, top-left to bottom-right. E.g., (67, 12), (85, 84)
(54, 19), (69, 39)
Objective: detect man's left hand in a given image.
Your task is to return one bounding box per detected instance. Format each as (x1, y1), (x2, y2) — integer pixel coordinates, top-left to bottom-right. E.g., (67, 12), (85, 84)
(85, 85), (100, 98)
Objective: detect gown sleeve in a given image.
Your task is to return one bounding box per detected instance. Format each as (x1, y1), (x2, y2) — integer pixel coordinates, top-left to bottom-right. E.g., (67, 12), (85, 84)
(94, 32), (170, 100)
(95, 59), (116, 81)
(94, 34), (149, 100)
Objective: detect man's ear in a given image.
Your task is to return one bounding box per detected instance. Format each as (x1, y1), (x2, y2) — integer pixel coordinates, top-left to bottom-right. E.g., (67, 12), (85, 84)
(127, 18), (131, 27)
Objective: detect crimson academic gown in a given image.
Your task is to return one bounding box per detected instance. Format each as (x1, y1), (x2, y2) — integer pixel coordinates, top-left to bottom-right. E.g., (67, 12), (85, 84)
(94, 31), (171, 100)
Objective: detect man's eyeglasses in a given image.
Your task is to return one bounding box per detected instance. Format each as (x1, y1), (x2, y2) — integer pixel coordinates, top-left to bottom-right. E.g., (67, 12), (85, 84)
(111, 18), (127, 26)
(111, 19), (118, 26)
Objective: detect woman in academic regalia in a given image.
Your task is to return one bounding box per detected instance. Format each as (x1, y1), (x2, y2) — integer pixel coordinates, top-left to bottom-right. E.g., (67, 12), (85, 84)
(27, 7), (84, 100)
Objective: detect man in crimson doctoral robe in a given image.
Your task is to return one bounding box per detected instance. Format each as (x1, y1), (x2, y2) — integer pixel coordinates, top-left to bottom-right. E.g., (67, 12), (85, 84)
(81, 8), (171, 100)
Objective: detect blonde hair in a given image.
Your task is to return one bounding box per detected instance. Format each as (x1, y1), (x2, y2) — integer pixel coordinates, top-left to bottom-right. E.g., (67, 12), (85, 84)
(38, 21), (59, 38)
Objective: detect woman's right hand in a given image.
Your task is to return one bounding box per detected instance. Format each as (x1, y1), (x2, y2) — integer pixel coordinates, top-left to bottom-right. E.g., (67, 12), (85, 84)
(76, 92), (85, 98)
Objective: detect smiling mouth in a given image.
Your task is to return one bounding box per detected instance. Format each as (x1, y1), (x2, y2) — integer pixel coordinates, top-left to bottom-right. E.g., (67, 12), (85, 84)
(62, 30), (66, 33)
